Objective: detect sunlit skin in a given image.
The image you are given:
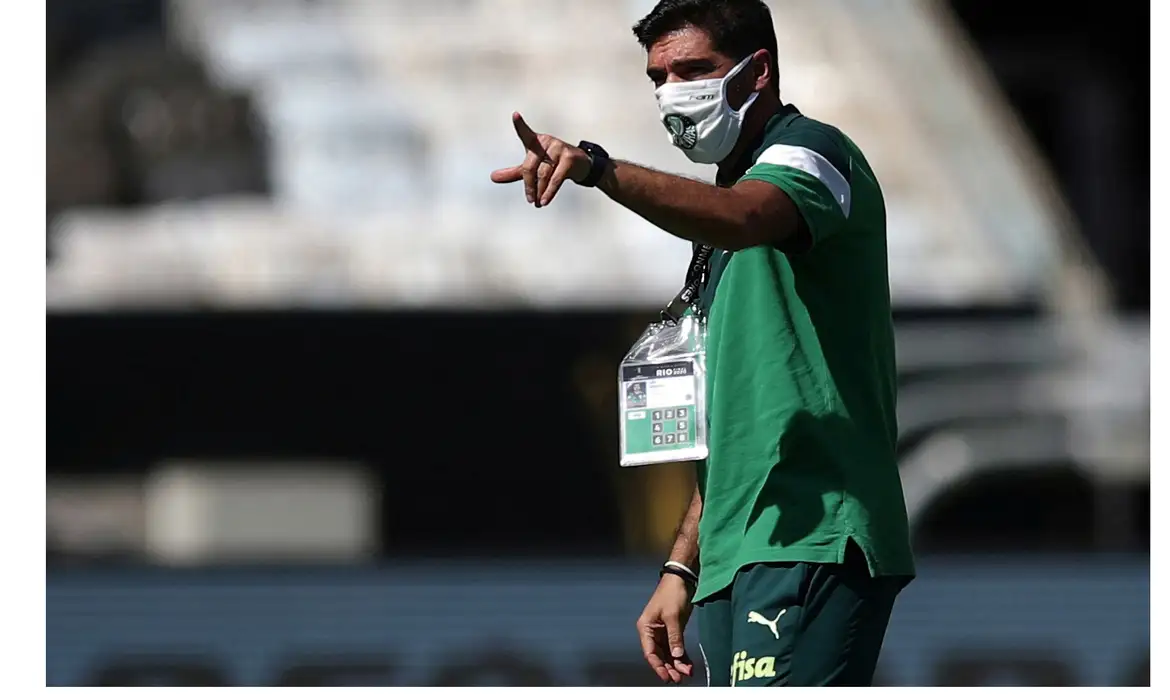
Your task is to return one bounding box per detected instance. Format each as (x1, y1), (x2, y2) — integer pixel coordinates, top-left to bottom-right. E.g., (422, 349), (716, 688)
(489, 25), (801, 254)
(491, 26), (778, 209)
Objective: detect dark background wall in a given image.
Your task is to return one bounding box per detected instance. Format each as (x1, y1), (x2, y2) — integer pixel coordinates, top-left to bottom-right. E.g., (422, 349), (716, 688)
(948, 0), (1150, 310)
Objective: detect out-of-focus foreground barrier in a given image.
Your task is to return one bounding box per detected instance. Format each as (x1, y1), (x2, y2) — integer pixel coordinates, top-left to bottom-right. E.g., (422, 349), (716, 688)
(47, 557), (1148, 686)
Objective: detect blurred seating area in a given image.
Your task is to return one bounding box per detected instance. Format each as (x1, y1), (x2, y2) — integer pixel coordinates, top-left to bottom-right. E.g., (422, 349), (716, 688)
(49, 0), (1082, 310)
(46, 5), (268, 239)
(896, 315), (1148, 551)
(46, 0), (1148, 564)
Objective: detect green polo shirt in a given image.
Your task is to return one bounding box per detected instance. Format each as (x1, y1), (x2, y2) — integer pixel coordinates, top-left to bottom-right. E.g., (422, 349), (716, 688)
(693, 104), (915, 602)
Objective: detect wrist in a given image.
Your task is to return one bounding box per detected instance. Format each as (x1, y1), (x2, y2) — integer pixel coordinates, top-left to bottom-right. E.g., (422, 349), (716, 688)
(666, 550), (698, 573)
(576, 140), (610, 187)
(660, 560), (699, 591)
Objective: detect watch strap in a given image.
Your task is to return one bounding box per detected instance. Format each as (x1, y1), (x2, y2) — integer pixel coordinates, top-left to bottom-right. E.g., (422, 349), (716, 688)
(577, 140), (610, 188)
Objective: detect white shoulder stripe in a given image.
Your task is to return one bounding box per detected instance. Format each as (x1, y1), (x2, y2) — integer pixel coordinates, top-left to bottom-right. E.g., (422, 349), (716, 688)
(754, 144), (851, 217)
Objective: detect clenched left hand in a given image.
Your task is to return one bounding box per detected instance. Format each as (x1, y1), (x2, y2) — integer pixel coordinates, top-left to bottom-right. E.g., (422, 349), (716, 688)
(490, 112), (592, 208)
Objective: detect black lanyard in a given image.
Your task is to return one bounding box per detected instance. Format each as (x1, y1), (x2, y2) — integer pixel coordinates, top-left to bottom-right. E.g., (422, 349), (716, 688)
(661, 244), (713, 323)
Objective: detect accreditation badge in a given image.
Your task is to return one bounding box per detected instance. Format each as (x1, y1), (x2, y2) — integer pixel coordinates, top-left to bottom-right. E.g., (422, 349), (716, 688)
(617, 311), (708, 467)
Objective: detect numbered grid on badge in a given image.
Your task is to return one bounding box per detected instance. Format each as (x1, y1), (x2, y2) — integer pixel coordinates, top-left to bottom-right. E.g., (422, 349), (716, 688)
(651, 406), (691, 446)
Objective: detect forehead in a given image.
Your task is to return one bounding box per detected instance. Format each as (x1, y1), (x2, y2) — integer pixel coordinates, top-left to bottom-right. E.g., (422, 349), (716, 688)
(645, 25), (724, 69)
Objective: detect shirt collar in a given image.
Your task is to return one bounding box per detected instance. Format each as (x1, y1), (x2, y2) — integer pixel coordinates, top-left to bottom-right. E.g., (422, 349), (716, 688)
(716, 103), (802, 187)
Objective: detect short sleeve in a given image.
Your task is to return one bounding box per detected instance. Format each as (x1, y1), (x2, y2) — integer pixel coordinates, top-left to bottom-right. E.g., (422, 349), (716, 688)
(739, 142), (852, 247)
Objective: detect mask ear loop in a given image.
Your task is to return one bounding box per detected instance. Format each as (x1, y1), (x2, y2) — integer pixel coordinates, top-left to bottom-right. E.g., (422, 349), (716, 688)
(714, 55), (760, 163)
(721, 54), (760, 116)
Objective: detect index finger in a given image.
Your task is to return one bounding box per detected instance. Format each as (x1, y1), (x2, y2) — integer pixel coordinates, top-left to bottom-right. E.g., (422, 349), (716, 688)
(512, 112), (545, 154)
(640, 628), (671, 682)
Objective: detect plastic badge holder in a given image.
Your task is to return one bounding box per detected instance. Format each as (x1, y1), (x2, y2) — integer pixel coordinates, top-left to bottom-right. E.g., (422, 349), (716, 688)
(618, 312), (709, 467)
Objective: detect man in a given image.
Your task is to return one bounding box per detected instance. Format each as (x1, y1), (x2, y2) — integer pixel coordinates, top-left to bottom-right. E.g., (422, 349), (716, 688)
(490, 0), (914, 687)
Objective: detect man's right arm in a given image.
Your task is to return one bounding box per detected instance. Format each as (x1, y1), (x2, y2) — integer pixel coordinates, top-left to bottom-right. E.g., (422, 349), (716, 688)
(667, 485), (702, 574)
(637, 484), (703, 683)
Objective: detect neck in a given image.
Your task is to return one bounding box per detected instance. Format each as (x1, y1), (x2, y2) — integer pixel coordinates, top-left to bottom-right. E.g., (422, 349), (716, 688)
(717, 91), (782, 182)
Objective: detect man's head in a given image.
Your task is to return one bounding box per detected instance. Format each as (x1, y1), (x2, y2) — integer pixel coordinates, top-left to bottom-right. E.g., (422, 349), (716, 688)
(633, 0), (780, 165)
(633, 0), (780, 104)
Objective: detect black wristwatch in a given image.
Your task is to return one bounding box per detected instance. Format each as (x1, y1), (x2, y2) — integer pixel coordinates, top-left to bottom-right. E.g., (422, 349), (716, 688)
(577, 140), (611, 188)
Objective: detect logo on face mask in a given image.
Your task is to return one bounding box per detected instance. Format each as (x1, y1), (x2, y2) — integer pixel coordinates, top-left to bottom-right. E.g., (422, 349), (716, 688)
(663, 114), (698, 150)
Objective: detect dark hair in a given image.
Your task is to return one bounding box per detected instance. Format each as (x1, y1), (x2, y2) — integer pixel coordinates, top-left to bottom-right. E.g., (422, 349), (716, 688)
(632, 0), (780, 96)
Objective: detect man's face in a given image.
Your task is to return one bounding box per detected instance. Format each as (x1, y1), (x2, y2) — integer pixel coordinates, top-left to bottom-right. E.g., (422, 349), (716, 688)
(645, 26), (760, 110)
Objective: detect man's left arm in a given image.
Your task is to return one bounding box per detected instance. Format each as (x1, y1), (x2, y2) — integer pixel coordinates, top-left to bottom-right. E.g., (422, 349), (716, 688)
(490, 113), (803, 251)
(593, 160), (802, 252)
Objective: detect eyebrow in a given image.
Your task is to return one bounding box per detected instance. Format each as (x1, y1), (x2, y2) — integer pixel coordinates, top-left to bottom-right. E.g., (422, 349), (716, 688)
(647, 57), (718, 80)
(671, 58), (716, 72)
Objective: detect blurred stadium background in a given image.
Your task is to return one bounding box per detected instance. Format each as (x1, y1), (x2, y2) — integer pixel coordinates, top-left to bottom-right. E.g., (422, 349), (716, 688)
(46, 0), (1150, 687)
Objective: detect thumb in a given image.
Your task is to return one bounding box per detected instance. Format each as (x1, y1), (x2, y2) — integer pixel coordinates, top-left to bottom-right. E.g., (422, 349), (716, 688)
(490, 166), (524, 183)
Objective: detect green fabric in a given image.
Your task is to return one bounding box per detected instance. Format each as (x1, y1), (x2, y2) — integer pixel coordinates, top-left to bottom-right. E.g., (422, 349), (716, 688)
(695, 545), (906, 686)
(693, 105), (915, 604)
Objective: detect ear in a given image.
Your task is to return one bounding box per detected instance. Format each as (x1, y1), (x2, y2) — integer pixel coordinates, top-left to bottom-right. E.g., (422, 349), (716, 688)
(750, 49), (772, 93)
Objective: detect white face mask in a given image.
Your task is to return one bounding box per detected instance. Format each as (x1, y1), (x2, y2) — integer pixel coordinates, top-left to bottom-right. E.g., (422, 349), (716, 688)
(655, 55), (760, 165)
